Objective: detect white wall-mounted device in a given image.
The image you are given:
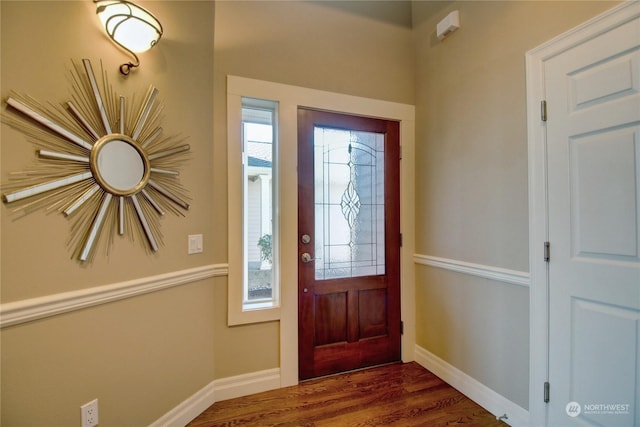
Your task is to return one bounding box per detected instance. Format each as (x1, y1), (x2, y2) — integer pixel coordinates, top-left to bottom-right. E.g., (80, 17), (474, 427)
(437, 10), (460, 40)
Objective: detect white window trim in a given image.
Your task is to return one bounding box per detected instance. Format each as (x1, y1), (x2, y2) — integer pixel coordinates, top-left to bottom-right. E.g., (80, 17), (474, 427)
(227, 75), (415, 388)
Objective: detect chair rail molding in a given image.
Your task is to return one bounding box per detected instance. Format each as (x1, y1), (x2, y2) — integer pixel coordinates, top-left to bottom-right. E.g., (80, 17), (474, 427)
(414, 254), (530, 288)
(0, 263), (228, 328)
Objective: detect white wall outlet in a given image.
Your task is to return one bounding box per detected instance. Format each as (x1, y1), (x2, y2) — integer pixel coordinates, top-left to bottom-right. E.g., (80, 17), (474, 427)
(188, 234), (203, 254)
(80, 398), (99, 427)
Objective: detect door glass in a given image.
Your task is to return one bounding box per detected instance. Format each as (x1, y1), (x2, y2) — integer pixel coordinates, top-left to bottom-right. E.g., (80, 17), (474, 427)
(314, 126), (385, 280)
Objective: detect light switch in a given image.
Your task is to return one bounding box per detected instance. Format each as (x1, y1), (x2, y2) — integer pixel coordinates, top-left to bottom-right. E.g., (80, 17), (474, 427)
(188, 234), (203, 254)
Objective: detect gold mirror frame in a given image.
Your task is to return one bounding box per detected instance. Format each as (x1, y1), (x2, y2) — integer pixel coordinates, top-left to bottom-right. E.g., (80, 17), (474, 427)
(1, 59), (190, 262)
(90, 134), (151, 196)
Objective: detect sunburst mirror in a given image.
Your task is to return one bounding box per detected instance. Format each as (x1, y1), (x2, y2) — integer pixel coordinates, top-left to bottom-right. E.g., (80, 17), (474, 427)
(1, 59), (190, 262)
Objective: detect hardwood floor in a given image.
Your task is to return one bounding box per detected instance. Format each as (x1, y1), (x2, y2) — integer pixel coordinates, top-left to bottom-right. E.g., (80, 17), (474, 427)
(188, 362), (507, 426)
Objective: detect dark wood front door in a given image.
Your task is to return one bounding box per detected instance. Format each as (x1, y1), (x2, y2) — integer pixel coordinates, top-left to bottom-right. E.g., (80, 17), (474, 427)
(297, 108), (401, 380)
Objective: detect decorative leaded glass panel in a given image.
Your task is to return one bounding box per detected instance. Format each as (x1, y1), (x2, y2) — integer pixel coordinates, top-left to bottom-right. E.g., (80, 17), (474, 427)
(314, 127), (385, 280)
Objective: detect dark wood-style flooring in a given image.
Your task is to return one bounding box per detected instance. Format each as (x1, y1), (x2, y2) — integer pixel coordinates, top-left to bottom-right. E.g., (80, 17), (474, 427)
(188, 362), (507, 426)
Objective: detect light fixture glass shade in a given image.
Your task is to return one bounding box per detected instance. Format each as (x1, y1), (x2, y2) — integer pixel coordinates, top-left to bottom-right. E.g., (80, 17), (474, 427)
(97, 1), (162, 53)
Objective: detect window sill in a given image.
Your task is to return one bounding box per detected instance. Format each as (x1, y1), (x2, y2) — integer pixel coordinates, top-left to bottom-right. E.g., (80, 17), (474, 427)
(228, 303), (281, 326)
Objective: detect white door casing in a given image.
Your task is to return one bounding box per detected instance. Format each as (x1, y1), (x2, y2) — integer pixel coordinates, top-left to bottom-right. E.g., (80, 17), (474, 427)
(227, 76), (415, 388)
(546, 13), (640, 427)
(527, 2), (640, 426)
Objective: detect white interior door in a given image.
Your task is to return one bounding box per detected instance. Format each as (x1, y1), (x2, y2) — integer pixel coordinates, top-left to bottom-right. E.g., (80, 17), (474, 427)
(545, 11), (640, 427)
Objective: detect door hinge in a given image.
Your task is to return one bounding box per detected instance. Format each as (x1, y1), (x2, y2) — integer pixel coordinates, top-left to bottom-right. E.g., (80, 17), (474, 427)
(544, 241), (550, 263)
(400, 321), (404, 335)
(541, 100), (548, 122)
(399, 145), (403, 160)
(544, 381), (550, 403)
(400, 233), (403, 247)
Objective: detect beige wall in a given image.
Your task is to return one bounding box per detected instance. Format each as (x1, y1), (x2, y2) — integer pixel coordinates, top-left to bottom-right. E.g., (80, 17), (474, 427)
(1, 1), (218, 298)
(212, 0), (415, 379)
(2, 0), (619, 423)
(1, 0), (415, 424)
(214, 0), (415, 107)
(412, 0), (618, 410)
(0, 1), (217, 425)
(1, 281), (216, 426)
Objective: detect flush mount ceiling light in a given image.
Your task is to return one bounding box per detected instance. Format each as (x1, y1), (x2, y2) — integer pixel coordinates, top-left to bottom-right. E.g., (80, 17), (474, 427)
(94, 0), (163, 75)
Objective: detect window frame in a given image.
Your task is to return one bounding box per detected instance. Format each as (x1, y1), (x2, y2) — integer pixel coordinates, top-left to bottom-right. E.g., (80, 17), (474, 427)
(241, 99), (279, 310)
(228, 96), (281, 325)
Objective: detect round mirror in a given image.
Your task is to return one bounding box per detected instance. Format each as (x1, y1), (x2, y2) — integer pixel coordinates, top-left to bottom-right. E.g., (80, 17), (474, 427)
(91, 135), (150, 195)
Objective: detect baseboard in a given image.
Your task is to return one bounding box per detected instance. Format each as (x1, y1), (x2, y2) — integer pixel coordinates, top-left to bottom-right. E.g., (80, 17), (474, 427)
(149, 380), (217, 427)
(151, 368), (281, 426)
(152, 349), (530, 426)
(414, 345), (529, 427)
(213, 368), (281, 402)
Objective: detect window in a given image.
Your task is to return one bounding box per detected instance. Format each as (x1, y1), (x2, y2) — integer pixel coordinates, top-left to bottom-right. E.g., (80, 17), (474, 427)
(227, 94), (280, 325)
(241, 98), (278, 310)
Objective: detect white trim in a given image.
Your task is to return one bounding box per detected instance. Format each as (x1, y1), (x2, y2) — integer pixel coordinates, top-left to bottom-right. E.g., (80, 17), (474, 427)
(525, 2), (639, 426)
(156, 349), (530, 427)
(227, 87), (281, 326)
(227, 75), (416, 386)
(415, 345), (530, 427)
(414, 254), (530, 288)
(0, 264), (228, 328)
(212, 368), (281, 402)
(149, 379), (217, 427)
(155, 351), (529, 427)
(150, 368), (281, 427)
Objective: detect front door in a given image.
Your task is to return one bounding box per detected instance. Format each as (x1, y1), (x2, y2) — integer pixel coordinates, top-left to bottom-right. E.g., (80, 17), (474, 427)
(297, 108), (401, 380)
(545, 9), (640, 426)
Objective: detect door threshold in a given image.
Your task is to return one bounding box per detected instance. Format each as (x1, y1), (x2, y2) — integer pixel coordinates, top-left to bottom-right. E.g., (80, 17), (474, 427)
(299, 361), (402, 382)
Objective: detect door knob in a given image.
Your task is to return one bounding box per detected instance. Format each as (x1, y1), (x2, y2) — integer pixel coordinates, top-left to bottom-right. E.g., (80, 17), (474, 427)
(301, 252), (316, 263)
